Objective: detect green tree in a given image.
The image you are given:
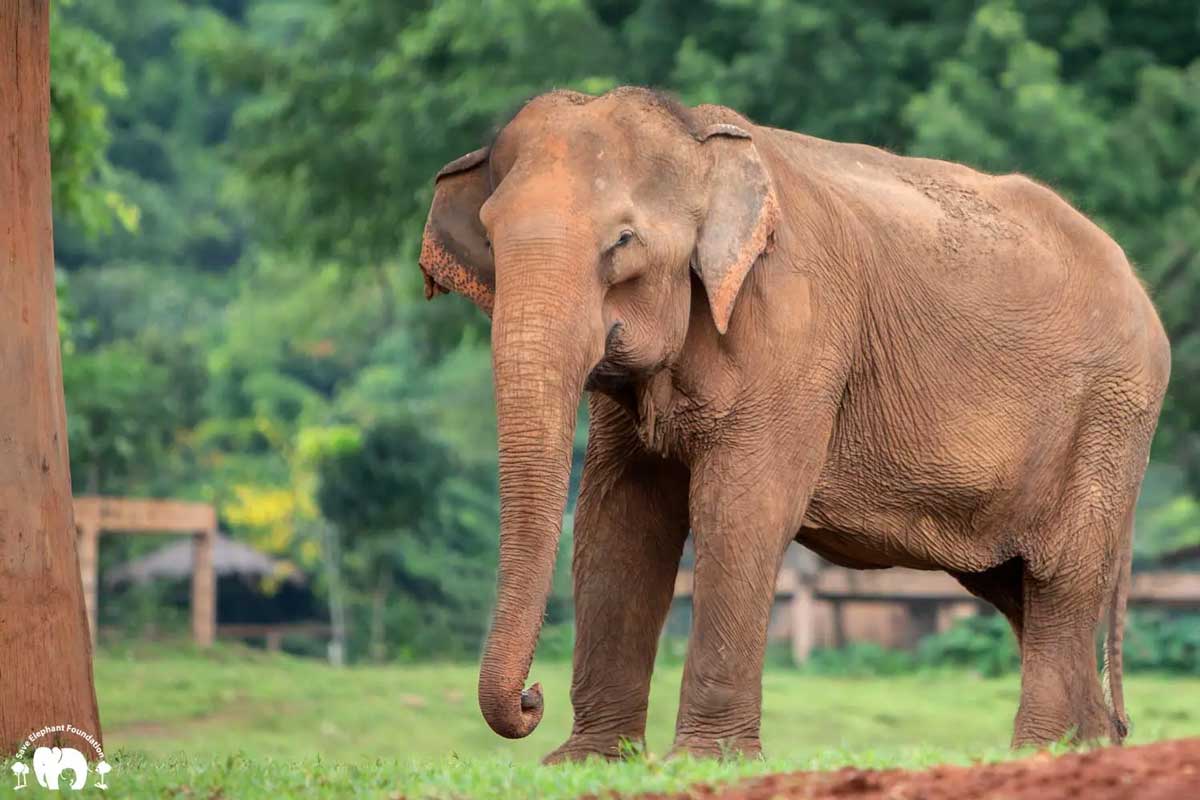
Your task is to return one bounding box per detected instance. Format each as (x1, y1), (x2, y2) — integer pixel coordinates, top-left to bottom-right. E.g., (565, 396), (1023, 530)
(53, 0), (245, 270)
(49, 0), (135, 235)
(317, 416), (498, 660)
(47, 0), (1200, 663)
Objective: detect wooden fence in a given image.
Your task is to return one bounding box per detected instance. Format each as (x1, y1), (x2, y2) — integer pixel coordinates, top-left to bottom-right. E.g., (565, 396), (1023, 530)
(673, 562), (1200, 664)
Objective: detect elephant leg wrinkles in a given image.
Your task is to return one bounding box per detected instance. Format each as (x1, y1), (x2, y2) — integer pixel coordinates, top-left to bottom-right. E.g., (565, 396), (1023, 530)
(1014, 566), (1114, 746)
(544, 396), (690, 764)
(1010, 411), (1150, 748)
(672, 419), (832, 759)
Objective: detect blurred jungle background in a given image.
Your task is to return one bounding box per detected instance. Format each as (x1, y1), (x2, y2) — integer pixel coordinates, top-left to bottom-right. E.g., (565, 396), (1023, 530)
(47, 0), (1200, 764)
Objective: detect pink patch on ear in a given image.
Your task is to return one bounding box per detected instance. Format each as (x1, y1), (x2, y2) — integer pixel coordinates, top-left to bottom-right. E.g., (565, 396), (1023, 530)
(419, 227), (495, 316)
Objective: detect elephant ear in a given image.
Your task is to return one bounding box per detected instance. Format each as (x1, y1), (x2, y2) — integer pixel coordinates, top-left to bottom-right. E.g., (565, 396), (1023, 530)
(419, 147), (496, 316)
(693, 123), (780, 335)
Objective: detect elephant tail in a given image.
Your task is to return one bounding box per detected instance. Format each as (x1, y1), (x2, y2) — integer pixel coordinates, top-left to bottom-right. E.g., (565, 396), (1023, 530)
(1102, 504), (1134, 742)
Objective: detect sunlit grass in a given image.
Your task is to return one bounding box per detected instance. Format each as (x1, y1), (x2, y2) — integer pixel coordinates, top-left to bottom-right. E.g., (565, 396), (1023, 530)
(16, 643), (1188, 798)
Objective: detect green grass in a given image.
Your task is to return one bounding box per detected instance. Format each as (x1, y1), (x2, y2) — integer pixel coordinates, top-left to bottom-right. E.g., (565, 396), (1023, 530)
(6, 644), (1198, 798)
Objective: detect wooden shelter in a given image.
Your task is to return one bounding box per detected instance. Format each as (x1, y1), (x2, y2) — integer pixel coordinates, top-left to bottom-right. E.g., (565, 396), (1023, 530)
(104, 531), (293, 587)
(74, 497), (218, 648)
(102, 530), (332, 654)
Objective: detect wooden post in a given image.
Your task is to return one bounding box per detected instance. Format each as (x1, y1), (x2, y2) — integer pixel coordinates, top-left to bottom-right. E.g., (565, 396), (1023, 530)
(191, 528), (216, 647)
(77, 525), (100, 646)
(789, 572), (816, 665)
(831, 598), (847, 649)
(0, 0), (103, 754)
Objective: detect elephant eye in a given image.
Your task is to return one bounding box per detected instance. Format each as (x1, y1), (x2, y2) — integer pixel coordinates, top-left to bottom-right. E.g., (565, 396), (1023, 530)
(613, 230), (635, 249)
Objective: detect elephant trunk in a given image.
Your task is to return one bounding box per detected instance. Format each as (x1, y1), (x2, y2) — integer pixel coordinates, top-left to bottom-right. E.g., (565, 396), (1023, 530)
(477, 238), (596, 739)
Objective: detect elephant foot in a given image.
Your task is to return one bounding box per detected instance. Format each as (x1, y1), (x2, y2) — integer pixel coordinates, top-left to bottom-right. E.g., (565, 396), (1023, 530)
(542, 733), (643, 765)
(1012, 695), (1118, 749)
(1017, 642), (1118, 748)
(668, 734), (762, 761)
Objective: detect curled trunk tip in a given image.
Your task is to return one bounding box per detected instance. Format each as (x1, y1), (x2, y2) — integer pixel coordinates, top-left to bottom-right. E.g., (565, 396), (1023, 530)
(479, 679), (544, 738)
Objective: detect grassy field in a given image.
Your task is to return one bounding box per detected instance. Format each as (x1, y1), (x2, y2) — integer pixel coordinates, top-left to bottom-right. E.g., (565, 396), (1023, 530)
(9, 645), (1199, 797)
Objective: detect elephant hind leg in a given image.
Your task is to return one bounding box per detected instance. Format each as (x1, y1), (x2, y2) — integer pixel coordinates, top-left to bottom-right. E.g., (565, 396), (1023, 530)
(951, 557), (1025, 644)
(1012, 473), (1138, 746)
(1010, 400), (1155, 748)
(1013, 563), (1114, 747)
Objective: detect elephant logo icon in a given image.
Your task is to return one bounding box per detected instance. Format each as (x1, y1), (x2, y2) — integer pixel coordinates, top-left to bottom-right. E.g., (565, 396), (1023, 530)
(13, 724), (111, 791)
(32, 746), (89, 790)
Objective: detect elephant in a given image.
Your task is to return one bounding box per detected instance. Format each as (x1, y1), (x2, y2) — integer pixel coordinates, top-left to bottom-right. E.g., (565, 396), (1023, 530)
(417, 86), (1170, 761)
(32, 746), (88, 790)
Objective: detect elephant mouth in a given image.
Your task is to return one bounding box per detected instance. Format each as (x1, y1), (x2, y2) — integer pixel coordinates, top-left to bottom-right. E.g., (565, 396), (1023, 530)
(585, 321), (657, 397)
(584, 358), (632, 393)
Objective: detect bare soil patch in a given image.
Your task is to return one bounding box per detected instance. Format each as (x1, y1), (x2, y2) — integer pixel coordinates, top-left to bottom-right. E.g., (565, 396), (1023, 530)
(640, 738), (1200, 800)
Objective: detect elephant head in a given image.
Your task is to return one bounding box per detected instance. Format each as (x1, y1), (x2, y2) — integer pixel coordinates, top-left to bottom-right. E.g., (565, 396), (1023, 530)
(32, 746), (89, 790)
(419, 87), (779, 739)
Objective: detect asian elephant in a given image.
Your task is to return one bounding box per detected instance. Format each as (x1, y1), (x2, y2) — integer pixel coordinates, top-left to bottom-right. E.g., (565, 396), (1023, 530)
(417, 87), (1170, 761)
(32, 746), (88, 790)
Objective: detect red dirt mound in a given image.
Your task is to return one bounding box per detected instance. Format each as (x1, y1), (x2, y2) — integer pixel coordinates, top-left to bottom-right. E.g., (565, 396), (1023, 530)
(643, 738), (1200, 800)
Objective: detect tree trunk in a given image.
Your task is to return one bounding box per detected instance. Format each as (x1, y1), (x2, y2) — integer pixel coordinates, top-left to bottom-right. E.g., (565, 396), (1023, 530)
(322, 523), (347, 667)
(368, 569), (391, 663)
(0, 0), (102, 756)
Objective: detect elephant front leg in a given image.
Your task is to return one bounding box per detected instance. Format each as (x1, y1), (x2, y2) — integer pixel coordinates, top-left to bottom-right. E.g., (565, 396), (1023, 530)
(672, 443), (821, 759)
(543, 399), (690, 764)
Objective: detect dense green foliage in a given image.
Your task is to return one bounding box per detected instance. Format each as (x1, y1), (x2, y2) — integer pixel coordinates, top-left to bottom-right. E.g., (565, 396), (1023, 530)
(49, 0), (1200, 661)
(915, 614), (1021, 676)
(1125, 611), (1200, 673)
(316, 416), (499, 659)
(805, 611), (1200, 678)
(801, 616), (1023, 678)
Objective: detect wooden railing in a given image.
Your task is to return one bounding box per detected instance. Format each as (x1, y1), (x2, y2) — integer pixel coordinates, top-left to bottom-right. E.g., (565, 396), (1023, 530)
(217, 622), (333, 652)
(673, 564), (1200, 664)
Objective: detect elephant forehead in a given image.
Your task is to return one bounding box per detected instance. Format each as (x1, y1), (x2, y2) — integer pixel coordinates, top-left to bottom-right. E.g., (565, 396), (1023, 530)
(497, 103), (684, 184)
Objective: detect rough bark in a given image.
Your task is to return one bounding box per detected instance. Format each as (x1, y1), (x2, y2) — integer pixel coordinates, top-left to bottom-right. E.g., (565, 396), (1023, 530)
(0, 0), (103, 755)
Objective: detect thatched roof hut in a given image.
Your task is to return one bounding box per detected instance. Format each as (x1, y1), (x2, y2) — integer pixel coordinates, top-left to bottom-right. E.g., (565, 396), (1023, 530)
(105, 534), (301, 587)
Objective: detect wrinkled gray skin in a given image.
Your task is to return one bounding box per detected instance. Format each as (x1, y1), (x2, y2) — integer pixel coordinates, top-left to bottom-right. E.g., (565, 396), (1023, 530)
(418, 86), (1171, 761)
